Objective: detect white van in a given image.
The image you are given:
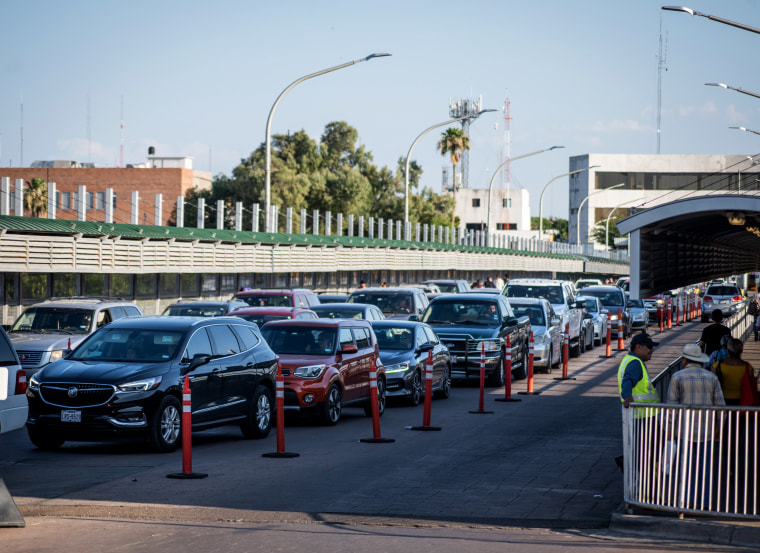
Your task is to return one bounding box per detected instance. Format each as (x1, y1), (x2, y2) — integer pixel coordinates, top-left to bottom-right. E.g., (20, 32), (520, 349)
(0, 327), (27, 435)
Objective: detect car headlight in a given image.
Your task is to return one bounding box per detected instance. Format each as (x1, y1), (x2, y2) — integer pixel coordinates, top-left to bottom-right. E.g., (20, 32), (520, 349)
(384, 362), (410, 374)
(49, 350), (65, 363)
(481, 340), (501, 352)
(117, 376), (162, 392)
(29, 373), (41, 391)
(293, 364), (327, 379)
(609, 314), (619, 321)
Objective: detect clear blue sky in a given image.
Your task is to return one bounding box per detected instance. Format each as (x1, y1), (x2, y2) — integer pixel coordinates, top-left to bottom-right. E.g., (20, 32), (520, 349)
(2, 1), (758, 220)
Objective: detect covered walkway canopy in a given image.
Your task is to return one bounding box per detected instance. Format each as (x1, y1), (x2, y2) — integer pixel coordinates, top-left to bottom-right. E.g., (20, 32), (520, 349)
(617, 194), (760, 299)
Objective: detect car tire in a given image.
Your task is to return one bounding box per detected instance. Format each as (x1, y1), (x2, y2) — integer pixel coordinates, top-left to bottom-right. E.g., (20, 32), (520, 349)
(434, 365), (451, 399)
(27, 426), (64, 450)
(487, 355), (506, 387)
(579, 332), (586, 354)
(586, 328), (594, 350)
(544, 350), (553, 375)
(408, 370), (422, 406)
(322, 384), (342, 425)
(364, 377), (386, 417)
(512, 349), (527, 380)
(240, 384), (273, 439)
(148, 395), (182, 453)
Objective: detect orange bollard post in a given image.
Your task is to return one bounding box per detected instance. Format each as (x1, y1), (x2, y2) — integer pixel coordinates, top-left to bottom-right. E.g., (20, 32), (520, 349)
(495, 336), (521, 402)
(167, 375), (207, 479)
(263, 362), (299, 457)
(520, 332), (543, 392)
(409, 350), (442, 430)
(658, 304), (664, 332)
(617, 308), (624, 350)
(361, 357), (395, 443)
(605, 319), (612, 357)
(667, 298), (672, 330)
(470, 341), (493, 414)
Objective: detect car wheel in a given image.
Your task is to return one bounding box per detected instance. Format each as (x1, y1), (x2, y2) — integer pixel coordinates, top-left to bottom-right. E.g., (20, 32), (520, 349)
(487, 355), (506, 387)
(586, 328), (594, 350)
(434, 365), (451, 399)
(408, 370), (422, 406)
(240, 384), (273, 439)
(148, 395), (182, 453)
(544, 349), (553, 375)
(579, 332), (586, 354)
(512, 349), (527, 380)
(365, 377), (386, 417)
(27, 426), (64, 450)
(322, 384), (342, 425)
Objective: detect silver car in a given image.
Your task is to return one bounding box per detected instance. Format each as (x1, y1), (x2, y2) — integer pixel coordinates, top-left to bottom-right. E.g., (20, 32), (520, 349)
(577, 295), (608, 346)
(508, 298), (562, 373)
(625, 295), (649, 331)
(700, 284), (743, 322)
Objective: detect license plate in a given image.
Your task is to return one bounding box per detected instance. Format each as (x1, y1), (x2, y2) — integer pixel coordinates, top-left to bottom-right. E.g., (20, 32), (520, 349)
(61, 410), (81, 423)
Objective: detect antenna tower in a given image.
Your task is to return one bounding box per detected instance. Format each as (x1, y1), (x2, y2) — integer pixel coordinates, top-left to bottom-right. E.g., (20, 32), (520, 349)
(503, 94), (511, 229)
(87, 90), (92, 164)
(449, 95), (482, 189)
(119, 95), (124, 168)
(20, 93), (24, 168)
(657, 14), (668, 154)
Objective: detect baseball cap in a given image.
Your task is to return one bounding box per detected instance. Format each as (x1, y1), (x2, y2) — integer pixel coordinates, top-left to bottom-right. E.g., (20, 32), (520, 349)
(630, 333), (658, 349)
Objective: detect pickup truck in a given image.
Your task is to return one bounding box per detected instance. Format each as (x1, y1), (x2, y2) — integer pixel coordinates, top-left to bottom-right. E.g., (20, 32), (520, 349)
(504, 279), (585, 356)
(420, 292), (531, 385)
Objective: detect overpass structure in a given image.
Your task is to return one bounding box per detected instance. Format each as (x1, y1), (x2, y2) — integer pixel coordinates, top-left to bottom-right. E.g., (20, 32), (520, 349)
(617, 194), (760, 299)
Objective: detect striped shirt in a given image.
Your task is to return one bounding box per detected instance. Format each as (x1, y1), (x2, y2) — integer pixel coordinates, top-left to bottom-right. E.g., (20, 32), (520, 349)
(667, 365), (725, 442)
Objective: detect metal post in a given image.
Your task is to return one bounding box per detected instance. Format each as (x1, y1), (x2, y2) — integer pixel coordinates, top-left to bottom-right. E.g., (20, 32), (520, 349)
(300, 209), (307, 234)
(358, 215), (364, 238)
(155, 194), (163, 226)
(313, 209), (319, 235)
(336, 213), (343, 237)
(347, 214), (354, 237)
(286, 207), (293, 234)
(176, 195), (184, 227)
(196, 197), (204, 229)
(48, 182), (57, 220)
(252, 203), (260, 232)
(236, 202), (243, 231)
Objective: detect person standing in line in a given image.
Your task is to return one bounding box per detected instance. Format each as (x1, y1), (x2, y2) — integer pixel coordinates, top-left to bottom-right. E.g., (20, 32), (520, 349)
(699, 309), (732, 357)
(616, 333), (660, 481)
(357, 280), (367, 289)
(484, 276), (496, 288)
(667, 343), (724, 507)
(749, 294), (760, 341)
(494, 275), (505, 290)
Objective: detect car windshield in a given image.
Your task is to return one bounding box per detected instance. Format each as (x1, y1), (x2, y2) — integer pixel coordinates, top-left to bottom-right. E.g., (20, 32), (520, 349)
(505, 285), (563, 305)
(628, 299), (644, 308)
(707, 286), (740, 296)
(432, 283), (457, 293)
(312, 308), (364, 319)
(582, 299), (599, 313)
(349, 292), (413, 315)
(165, 305), (227, 317)
(261, 326), (336, 355)
(70, 327), (184, 363)
(511, 305), (545, 326)
(234, 314), (291, 325)
(374, 327), (414, 351)
(238, 295), (292, 307)
(580, 290), (624, 307)
(423, 300), (500, 325)
(11, 307), (95, 334)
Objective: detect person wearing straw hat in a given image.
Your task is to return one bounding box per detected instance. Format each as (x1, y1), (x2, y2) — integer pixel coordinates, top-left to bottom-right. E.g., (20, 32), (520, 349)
(667, 343), (725, 507)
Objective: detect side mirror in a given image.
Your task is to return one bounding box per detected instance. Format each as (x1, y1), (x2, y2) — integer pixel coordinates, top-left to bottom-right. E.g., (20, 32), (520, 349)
(408, 314), (418, 321)
(182, 353), (212, 374)
(341, 344), (358, 354)
(504, 316), (519, 327)
(550, 317), (561, 327)
(418, 343), (433, 353)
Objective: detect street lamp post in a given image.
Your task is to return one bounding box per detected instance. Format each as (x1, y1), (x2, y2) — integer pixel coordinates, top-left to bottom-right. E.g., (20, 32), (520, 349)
(538, 166), (599, 237)
(264, 53), (390, 233)
(662, 6), (760, 35)
(730, 126), (760, 137)
(576, 183), (625, 245)
(605, 197), (645, 249)
(403, 109), (496, 231)
(485, 146), (565, 237)
(706, 82), (760, 101)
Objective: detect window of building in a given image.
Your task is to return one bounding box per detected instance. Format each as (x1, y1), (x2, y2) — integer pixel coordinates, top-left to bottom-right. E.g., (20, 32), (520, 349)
(181, 274), (199, 296)
(135, 274), (155, 297)
(472, 199), (481, 207)
(83, 274), (105, 296)
(95, 191), (105, 210)
(53, 274), (77, 297)
(502, 198), (511, 208)
(61, 192), (71, 210)
(220, 274), (237, 293)
(159, 274), (178, 297)
(201, 274), (217, 294)
(112, 273), (132, 296)
(20, 274), (47, 301)
(496, 223), (516, 230)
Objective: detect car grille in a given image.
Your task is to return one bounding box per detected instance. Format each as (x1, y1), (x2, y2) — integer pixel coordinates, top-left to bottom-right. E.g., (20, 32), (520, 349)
(438, 334), (494, 354)
(39, 383), (116, 408)
(15, 350), (44, 366)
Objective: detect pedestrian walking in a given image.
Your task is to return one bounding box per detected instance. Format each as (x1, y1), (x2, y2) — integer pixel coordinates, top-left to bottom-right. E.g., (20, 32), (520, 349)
(751, 294), (760, 341)
(699, 309), (731, 357)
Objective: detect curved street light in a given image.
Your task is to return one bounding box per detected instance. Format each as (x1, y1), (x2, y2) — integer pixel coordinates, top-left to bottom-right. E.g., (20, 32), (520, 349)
(403, 109), (497, 230)
(576, 182), (625, 245)
(605, 197), (645, 250)
(662, 6), (760, 35)
(538, 166), (599, 237)
(485, 146), (565, 235)
(730, 126), (760, 137)
(264, 53), (391, 232)
(706, 82), (760, 101)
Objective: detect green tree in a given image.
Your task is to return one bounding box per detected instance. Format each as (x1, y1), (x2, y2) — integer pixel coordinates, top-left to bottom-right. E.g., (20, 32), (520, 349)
(592, 217), (621, 248)
(24, 177), (48, 218)
(437, 127), (469, 226)
(530, 216), (568, 242)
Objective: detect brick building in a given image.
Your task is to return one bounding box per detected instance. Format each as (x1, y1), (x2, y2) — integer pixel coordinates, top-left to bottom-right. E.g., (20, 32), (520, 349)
(0, 157), (211, 226)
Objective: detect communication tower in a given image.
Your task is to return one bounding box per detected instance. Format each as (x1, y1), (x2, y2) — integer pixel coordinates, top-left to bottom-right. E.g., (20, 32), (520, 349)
(448, 96), (482, 189)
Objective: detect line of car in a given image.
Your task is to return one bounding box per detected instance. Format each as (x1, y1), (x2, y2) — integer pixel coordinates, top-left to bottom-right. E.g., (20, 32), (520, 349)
(1, 277), (651, 451)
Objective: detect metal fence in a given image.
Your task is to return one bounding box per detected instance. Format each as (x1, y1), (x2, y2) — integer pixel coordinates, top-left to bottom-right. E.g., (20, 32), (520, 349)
(623, 403), (759, 519)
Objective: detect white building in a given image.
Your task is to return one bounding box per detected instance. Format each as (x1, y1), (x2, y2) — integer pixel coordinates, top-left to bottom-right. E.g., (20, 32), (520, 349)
(569, 154), (760, 246)
(453, 187), (533, 239)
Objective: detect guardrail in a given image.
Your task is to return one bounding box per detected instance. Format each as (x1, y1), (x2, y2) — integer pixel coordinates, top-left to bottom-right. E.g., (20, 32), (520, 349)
(622, 403), (759, 519)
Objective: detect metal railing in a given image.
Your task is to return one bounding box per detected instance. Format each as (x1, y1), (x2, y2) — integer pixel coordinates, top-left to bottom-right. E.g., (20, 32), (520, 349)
(623, 403), (759, 519)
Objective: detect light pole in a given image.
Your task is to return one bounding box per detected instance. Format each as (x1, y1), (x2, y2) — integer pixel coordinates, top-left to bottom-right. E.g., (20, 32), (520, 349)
(605, 197), (645, 249)
(264, 53), (391, 233)
(576, 183), (625, 245)
(538, 166), (599, 237)
(662, 6), (760, 35)
(403, 109), (496, 229)
(705, 82), (760, 101)
(485, 146), (565, 235)
(730, 126), (760, 137)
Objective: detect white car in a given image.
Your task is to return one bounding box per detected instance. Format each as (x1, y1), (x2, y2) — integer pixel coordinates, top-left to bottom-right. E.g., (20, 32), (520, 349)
(577, 295), (608, 346)
(508, 298), (562, 372)
(0, 327), (27, 435)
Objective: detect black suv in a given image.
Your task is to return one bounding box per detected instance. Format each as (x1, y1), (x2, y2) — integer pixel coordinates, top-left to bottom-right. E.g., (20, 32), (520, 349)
(26, 316), (277, 452)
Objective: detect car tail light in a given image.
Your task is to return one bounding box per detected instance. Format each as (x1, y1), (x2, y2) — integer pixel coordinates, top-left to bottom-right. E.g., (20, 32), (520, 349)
(14, 369), (26, 395)
(703, 296), (713, 302)
(733, 296), (742, 301)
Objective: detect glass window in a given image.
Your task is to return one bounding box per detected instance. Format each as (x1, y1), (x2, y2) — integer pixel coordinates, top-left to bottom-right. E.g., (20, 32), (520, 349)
(206, 324), (241, 357)
(231, 324), (258, 351)
(95, 191), (105, 210)
(201, 274), (217, 294)
(423, 326), (439, 345)
(415, 328), (426, 348)
(96, 309), (113, 328)
(472, 199), (481, 207)
(61, 191), (71, 210)
(339, 328), (353, 347)
(159, 274), (178, 297)
(0, 331), (18, 365)
(83, 273), (105, 296)
(112, 273), (132, 297)
(502, 198), (511, 208)
(220, 274), (236, 293)
(353, 327), (371, 349)
(181, 274), (199, 296)
(53, 274), (77, 297)
(135, 274), (155, 297)
(124, 306), (141, 317)
(183, 328), (213, 362)
(20, 274), (47, 301)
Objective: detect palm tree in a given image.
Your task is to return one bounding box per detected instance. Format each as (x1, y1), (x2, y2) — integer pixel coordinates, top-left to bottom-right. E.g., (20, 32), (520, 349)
(437, 127), (469, 226)
(24, 178), (48, 218)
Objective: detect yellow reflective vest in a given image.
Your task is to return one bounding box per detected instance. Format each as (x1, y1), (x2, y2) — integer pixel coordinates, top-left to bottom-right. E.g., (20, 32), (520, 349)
(617, 353), (659, 417)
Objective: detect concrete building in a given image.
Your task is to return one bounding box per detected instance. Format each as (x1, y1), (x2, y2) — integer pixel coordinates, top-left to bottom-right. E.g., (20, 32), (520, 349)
(454, 187), (532, 237)
(0, 156), (211, 226)
(569, 154), (760, 246)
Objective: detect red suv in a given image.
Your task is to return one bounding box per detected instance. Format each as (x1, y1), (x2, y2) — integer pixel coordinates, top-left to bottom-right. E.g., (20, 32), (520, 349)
(234, 288), (320, 308)
(260, 319), (385, 425)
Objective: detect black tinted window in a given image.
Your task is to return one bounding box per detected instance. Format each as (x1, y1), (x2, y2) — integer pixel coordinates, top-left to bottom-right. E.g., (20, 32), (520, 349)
(207, 325), (241, 356)
(353, 327), (371, 349)
(183, 328), (213, 362)
(231, 325), (258, 351)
